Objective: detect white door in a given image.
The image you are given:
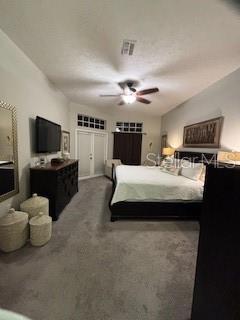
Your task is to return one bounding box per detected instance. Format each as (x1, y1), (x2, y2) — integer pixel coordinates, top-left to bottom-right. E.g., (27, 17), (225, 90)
(77, 131), (92, 178)
(76, 130), (107, 178)
(93, 133), (106, 175)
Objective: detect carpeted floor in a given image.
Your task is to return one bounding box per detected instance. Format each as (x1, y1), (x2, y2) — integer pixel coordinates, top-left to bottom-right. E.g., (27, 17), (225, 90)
(0, 177), (199, 320)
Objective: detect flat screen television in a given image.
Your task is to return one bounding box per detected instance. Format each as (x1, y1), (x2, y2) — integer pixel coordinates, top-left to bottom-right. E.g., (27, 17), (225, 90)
(36, 116), (61, 153)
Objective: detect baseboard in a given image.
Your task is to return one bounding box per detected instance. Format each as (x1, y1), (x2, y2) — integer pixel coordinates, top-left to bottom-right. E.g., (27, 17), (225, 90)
(78, 174), (104, 181)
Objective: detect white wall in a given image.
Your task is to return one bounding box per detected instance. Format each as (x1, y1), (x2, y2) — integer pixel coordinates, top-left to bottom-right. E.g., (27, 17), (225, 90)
(69, 102), (161, 164)
(0, 29), (69, 216)
(161, 68), (240, 153)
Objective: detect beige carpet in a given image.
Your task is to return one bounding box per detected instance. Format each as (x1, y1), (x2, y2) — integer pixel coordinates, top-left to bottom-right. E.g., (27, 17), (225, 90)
(0, 176), (199, 320)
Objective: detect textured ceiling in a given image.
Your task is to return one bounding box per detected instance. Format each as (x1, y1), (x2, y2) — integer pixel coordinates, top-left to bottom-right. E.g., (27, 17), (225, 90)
(0, 0), (240, 116)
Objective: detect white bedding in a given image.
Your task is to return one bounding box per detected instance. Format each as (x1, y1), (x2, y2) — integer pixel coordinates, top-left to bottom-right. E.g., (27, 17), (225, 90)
(111, 165), (204, 205)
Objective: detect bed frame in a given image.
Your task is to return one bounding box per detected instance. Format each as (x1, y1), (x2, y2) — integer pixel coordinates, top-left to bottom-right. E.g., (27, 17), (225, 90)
(109, 151), (217, 222)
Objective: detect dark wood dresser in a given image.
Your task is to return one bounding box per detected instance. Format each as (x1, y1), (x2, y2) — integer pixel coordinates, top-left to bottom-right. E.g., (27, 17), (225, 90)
(30, 160), (78, 220)
(191, 163), (240, 319)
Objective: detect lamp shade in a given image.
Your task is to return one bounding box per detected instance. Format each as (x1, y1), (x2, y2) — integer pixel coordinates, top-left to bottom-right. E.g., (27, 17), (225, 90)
(162, 147), (174, 156)
(122, 94), (136, 104)
(217, 151), (240, 163)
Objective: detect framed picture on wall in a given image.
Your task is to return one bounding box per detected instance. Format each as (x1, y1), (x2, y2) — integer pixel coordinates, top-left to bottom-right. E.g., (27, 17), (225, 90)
(62, 131), (70, 153)
(183, 117), (223, 148)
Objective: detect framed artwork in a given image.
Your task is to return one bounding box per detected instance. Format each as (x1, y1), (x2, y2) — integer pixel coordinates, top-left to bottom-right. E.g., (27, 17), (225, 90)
(183, 117), (223, 148)
(61, 131), (70, 153)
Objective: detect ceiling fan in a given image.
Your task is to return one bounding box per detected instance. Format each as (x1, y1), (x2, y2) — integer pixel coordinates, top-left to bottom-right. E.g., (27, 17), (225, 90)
(100, 81), (159, 105)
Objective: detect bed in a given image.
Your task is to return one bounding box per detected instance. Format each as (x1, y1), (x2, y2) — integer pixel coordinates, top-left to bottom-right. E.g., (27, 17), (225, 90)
(109, 151), (216, 221)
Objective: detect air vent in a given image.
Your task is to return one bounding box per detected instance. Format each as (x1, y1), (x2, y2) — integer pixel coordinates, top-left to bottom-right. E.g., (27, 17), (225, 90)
(121, 39), (136, 56)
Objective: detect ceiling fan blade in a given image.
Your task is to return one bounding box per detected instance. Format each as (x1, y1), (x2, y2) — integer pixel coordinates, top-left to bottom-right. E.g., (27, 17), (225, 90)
(100, 94), (121, 97)
(130, 87), (136, 92)
(136, 97), (151, 104)
(118, 82), (126, 90)
(137, 88), (159, 96)
(118, 100), (125, 105)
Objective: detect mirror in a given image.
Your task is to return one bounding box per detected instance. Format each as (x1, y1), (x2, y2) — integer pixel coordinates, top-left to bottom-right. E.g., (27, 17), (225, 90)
(0, 100), (19, 202)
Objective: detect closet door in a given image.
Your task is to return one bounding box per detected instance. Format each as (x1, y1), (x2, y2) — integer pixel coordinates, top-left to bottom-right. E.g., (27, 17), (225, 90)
(113, 133), (132, 164)
(93, 133), (106, 175)
(113, 133), (142, 165)
(131, 133), (142, 165)
(77, 131), (92, 177)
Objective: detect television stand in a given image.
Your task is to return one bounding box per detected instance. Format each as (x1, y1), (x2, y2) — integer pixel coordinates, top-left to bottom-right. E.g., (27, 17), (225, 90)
(30, 160), (78, 220)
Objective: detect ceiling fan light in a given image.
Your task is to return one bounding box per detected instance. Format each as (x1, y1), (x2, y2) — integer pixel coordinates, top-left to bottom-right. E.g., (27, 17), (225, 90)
(122, 94), (136, 104)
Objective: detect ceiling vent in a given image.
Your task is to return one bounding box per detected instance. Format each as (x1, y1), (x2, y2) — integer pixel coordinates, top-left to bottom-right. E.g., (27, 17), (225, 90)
(121, 39), (136, 56)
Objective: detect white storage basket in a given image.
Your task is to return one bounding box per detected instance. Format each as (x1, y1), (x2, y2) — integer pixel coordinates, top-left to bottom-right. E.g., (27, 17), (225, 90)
(0, 208), (29, 253)
(20, 193), (49, 219)
(29, 212), (52, 246)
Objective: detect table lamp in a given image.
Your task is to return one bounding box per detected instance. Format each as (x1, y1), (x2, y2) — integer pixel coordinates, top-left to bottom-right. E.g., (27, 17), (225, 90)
(162, 147), (175, 157)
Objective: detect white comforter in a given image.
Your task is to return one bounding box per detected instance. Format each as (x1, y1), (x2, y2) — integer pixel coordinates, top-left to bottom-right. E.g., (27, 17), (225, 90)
(111, 165), (204, 205)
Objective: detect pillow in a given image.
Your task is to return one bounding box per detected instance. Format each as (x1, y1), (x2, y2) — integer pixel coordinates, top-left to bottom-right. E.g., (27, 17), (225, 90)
(159, 158), (170, 170)
(160, 157), (180, 166)
(162, 162), (181, 176)
(181, 160), (203, 181)
(160, 158), (181, 170)
(159, 158), (167, 167)
(166, 155), (174, 161)
(199, 165), (206, 183)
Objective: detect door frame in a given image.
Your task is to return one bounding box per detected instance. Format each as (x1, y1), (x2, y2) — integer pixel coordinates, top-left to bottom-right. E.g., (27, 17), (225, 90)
(75, 128), (108, 180)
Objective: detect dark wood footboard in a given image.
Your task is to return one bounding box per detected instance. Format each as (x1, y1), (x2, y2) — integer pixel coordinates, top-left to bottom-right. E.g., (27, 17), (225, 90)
(110, 200), (202, 221)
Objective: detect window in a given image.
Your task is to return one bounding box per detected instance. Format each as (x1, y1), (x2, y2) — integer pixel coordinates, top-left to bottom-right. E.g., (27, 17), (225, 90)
(78, 114), (106, 130)
(116, 122), (143, 133)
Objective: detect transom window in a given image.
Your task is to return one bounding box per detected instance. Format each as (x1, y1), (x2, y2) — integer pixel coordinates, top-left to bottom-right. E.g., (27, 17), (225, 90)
(116, 122), (143, 133)
(78, 114), (106, 130)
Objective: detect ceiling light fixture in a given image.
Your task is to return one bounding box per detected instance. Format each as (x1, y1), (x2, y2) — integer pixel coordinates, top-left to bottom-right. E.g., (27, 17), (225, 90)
(122, 94), (136, 104)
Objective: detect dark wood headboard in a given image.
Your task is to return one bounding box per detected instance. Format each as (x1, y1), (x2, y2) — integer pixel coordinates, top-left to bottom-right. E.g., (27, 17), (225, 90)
(174, 150), (217, 164)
